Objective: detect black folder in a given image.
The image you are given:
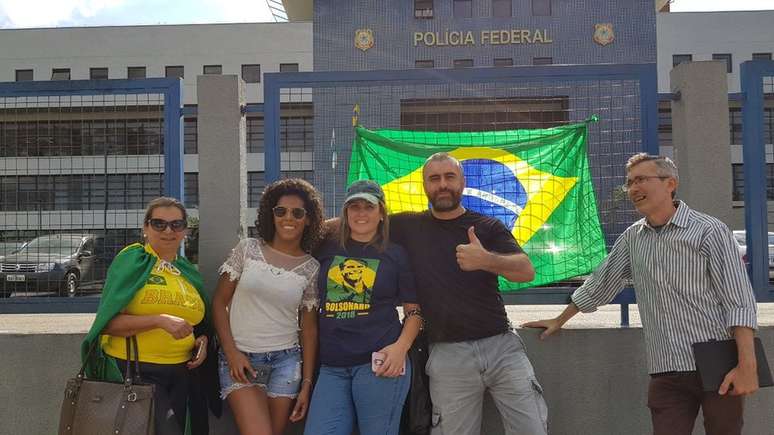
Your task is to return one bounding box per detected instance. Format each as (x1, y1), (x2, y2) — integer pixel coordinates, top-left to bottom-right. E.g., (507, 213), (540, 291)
(691, 338), (773, 392)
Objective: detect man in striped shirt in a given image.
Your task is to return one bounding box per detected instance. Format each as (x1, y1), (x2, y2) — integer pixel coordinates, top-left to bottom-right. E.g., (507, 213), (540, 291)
(524, 153), (759, 435)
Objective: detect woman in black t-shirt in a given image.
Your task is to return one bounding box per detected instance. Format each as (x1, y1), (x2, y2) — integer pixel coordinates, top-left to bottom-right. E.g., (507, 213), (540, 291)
(304, 180), (423, 435)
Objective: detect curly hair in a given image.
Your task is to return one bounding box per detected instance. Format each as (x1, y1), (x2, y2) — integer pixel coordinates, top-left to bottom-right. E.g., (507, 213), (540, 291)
(256, 178), (324, 253)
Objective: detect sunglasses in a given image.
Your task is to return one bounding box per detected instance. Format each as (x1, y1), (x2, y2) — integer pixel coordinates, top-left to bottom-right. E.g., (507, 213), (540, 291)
(272, 206), (307, 220)
(146, 218), (188, 232)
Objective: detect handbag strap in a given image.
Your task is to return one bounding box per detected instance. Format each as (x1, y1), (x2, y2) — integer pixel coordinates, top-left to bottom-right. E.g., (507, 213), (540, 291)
(75, 338), (101, 380)
(123, 336), (143, 385)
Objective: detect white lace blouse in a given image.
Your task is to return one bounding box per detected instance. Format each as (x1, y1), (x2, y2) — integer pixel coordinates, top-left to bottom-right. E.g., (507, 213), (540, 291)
(219, 238), (320, 353)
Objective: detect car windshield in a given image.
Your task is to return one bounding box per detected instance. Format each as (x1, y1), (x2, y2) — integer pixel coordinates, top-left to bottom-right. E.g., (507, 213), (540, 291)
(17, 236), (82, 255)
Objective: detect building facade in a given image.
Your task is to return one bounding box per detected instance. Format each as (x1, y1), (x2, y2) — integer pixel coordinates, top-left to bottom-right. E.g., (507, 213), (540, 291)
(0, 1), (772, 287)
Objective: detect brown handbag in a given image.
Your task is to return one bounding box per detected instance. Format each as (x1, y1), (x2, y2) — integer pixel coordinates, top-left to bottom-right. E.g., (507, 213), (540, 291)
(59, 336), (155, 435)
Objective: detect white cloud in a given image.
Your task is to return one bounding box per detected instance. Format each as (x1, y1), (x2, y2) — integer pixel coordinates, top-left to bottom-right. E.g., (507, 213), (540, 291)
(0, 0), (125, 28)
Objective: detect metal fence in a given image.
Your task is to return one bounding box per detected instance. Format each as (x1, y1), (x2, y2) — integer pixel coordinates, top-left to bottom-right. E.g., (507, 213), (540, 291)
(263, 64), (659, 315)
(741, 59), (774, 302)
(0, 79), (183, 312)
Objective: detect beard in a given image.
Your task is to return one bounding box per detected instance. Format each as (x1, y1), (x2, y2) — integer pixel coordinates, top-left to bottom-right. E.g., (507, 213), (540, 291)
(429, 188), (462, 212)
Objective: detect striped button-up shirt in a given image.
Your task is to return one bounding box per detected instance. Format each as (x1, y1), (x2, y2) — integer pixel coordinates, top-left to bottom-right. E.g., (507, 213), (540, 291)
(572, 201), (758, 374)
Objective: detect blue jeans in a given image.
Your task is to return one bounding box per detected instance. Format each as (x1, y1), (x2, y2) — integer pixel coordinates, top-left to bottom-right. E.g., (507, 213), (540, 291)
(304, 360), (412, 435)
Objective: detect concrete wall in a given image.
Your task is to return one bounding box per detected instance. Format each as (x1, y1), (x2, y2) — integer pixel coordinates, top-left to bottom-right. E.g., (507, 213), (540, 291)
(3, 327), (773, 435)
(670, 60), (733, 226)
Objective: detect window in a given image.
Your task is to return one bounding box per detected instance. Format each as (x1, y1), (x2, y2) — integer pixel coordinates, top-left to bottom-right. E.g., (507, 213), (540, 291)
(184, 173), (199, 208)
(732, 163), (774, 201)
(184, 117), (198, 154)
(51, 68), (71, 80)
(492, 0), (511, 17)
(246, 103), (313, 154)
(15, 69), (33, 81)
(453, 0), (472, 17)
(753, 53), (772, 61)
(165, 65), (184, 79)
(0, 174), (164, 212)
(248, 172), (266, 207)
(729, 108), (742, 145)
(533, 57), (553, 65)
(532, 0), (551, 16)
(415, 60), (434, 68)
(127, 66), (146, 79)
(672, 54), (692, 68)
(246, 117), (264, 153)
(712, 53), (732, 73)
(279, 63), (299, 73)
(453, 59), (474, 68)
(414, 0), (433, 18)
(90, 68), (108, 80)
(401, 97), (570, 132)
(658, 107), (672, 147)
(241, 64), (261, 83)
(203, 65), (222, 75)
(494, 58), (513, 67)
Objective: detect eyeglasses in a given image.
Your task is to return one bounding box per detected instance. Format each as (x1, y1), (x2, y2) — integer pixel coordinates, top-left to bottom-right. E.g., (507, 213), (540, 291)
(146, 218), (187, 232)
(622, 175), (670, 191)
(272, 206), (307, 220)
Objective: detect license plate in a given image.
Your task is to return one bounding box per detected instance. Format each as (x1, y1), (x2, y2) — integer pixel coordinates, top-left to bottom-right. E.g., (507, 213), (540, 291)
(6, 274), (25, 282)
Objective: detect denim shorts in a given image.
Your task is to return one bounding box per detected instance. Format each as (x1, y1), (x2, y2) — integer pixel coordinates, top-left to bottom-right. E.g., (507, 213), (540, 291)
(218, 345), (302, 399)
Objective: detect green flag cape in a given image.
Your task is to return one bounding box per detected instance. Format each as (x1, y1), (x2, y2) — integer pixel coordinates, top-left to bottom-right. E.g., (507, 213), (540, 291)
(79, 243), (218, 434)
(81, 243), (210, 380)
(347, 121), (607, 291)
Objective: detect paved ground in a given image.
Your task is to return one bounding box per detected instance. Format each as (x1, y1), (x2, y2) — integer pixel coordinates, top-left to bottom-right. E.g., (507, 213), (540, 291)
(2, 303), (774, 335)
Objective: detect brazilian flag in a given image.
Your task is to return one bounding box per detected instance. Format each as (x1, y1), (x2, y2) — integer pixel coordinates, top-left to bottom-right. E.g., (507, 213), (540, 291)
(347, 121), (607, 291)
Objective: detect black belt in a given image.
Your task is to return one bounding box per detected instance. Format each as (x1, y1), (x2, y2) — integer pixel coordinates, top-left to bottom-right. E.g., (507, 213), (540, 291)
(650, 370), (696, 378)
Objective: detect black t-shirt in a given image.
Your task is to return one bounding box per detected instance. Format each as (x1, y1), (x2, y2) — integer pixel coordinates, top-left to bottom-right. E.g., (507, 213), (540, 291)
(390, 210), (522, 343)
(314, 239), (417, 367)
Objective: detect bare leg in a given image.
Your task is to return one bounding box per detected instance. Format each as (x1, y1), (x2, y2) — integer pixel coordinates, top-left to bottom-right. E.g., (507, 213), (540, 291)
(228, 386), (273, 435)
(268, 397), (295, 435)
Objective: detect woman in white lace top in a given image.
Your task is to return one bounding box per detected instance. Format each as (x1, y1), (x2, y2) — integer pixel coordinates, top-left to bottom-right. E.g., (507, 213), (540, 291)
(212, 178), (324, 435)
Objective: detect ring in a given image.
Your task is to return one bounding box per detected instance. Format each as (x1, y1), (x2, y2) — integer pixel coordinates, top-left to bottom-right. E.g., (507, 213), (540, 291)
(374, 359), (384, 365)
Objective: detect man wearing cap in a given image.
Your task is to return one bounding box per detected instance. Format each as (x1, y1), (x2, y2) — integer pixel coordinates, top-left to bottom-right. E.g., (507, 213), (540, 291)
(389, 152), (547, 435)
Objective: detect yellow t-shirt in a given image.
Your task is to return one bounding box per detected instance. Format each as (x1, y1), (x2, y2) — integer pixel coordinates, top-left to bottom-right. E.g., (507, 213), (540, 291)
(103, 244), (205, 364)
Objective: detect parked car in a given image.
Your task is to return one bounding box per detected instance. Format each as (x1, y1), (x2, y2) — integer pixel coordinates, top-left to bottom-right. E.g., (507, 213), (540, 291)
(0, 234), (104, 297)
(732, 230), (774, 279)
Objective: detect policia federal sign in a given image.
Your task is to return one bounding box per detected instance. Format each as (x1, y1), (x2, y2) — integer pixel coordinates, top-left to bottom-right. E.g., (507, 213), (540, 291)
(413, 29), (553, 47)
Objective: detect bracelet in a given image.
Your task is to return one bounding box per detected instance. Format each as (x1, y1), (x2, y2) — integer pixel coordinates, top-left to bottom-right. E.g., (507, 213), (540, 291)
(301, 378), (313, 385)
(404, 309), (426, 330)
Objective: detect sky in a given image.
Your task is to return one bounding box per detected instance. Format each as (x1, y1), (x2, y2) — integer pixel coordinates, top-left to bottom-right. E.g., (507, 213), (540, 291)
(0, 0), (771, 29)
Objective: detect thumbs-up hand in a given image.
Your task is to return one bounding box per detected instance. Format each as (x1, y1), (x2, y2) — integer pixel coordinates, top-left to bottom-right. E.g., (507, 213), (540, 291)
(456, 226), (490, 271)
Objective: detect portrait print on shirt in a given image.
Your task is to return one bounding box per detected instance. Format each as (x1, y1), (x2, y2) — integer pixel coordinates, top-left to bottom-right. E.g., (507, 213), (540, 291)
(324, 256), (380, 319)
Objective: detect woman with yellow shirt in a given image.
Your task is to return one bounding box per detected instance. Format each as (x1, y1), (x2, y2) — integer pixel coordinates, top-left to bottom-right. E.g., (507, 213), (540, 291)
(81, 197), (219, 435)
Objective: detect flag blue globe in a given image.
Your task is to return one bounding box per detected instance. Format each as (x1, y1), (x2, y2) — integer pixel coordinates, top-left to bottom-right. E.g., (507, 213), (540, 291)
(459, 159), (528, 230)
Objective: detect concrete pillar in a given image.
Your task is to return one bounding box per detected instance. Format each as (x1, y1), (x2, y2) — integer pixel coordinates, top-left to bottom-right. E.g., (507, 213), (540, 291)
(196, 75), (247, 291)
(670, 61), (733, 225)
